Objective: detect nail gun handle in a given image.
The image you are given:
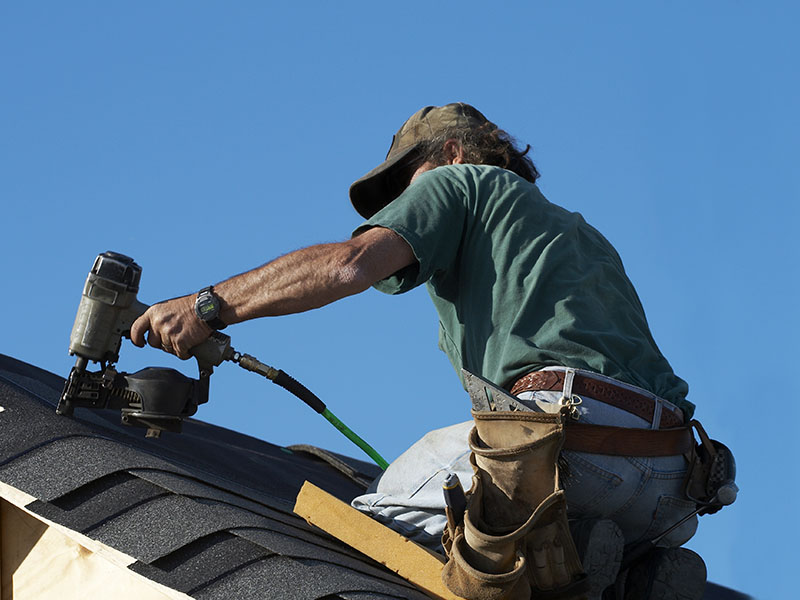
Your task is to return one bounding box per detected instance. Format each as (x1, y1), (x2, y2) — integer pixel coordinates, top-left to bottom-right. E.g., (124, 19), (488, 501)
(189, 331), (233, 374)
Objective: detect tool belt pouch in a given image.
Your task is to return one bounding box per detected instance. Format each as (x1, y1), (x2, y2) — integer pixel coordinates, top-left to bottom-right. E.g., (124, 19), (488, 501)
(683, 419), (737, 515)
(442, 410), (588, 600)
(442, 478), (530, 600)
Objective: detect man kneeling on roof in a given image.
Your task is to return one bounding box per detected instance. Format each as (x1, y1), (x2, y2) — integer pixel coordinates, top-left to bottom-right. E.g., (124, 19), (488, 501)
(132, 103), (708, 600)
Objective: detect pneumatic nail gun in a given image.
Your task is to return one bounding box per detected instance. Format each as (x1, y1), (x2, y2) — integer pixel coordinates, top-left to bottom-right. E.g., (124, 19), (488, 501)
(56, 251), (234, 437)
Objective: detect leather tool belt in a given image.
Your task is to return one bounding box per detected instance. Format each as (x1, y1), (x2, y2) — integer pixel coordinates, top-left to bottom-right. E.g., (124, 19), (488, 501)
(563, 422), (693, 456)
(510, 370), (692, 457)
(510, 370), (684, 428)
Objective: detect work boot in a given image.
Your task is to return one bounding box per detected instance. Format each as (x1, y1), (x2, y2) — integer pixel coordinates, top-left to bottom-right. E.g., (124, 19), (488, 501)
(462, 410), (587, 598)
(570, 519), (624, 600)
(623, 547), (707, 600)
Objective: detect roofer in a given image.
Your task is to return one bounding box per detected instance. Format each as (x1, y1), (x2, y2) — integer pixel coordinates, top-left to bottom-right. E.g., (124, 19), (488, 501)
(131, 103), (709, 599)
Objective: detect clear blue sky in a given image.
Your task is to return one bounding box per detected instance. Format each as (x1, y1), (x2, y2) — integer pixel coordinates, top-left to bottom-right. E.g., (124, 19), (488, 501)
(2, 3), (797, 597)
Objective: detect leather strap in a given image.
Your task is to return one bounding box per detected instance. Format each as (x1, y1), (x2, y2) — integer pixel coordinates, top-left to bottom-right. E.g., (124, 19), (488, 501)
(563, 422), (693, 456)
(510, 370), (684, 429)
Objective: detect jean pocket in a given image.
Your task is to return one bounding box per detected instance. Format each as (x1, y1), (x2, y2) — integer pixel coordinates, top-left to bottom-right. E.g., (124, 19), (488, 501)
(640, 494), (699, 547)
(562, 450), (624, 515)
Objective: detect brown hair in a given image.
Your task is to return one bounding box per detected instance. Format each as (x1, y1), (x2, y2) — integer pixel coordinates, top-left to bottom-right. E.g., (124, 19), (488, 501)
(419, 123), (540, 183)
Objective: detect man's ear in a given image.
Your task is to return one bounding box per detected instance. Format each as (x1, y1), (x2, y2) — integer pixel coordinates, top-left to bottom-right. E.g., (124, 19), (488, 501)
(443, 139), (467, 164)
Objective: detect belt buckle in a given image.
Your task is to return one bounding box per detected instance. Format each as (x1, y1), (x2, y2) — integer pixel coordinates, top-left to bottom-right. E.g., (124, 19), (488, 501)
(558, 394), (583, 420)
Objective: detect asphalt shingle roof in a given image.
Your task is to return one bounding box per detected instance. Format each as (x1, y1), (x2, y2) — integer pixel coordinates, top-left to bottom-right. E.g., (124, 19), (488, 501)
(0, 353), (429, 600)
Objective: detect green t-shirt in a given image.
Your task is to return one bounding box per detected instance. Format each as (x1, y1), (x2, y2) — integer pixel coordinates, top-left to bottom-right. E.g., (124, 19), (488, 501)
(353, 164), (692, 416)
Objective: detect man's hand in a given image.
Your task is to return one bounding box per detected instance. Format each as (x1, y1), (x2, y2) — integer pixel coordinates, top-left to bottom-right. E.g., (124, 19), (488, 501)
(130, 295), (212, 360)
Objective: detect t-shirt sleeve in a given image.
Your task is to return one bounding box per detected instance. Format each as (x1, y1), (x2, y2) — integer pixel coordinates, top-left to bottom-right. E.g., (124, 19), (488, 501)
(352, 167), (468, 294)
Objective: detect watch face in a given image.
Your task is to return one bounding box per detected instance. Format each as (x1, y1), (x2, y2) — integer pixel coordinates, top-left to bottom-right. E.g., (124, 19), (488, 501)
(196, 293), (220, 321)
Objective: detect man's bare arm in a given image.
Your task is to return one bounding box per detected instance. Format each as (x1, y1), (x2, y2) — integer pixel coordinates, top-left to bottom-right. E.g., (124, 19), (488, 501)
(130, 227), (415, 359)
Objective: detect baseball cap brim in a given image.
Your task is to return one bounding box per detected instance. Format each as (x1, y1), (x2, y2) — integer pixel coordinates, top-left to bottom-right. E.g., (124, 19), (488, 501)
(349, 143), (421, 219)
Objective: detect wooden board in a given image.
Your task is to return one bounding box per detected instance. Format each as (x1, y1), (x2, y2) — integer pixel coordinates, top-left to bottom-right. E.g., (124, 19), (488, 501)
(294, 480), (466, 600)
(0, 482), (189, 600)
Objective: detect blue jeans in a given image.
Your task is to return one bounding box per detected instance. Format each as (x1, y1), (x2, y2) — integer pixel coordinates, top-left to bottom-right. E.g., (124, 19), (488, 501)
(352, 367), (698, 552)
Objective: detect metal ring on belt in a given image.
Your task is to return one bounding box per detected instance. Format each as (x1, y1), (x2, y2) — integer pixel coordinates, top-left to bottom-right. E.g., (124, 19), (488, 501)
(510, 370), (684, 429)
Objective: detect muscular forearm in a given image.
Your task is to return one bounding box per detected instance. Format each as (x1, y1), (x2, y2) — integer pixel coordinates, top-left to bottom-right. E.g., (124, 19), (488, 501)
(130, 226), (414, 359)
(217, 236), (388, 323)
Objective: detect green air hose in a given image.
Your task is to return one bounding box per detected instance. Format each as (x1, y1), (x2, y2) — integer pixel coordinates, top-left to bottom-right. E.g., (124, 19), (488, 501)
(231, 352), (389, 470)
(320, 407), (389, 470)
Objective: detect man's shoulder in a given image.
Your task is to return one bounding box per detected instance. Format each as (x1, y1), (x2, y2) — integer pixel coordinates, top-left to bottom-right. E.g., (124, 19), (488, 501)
(431, 163), (520, 181)
(407, 164), (552, 222)
(424, 164), (542, 200)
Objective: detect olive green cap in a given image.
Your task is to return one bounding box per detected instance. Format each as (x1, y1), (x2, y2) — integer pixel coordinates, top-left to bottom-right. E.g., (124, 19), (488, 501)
(349, 102), (493, 218)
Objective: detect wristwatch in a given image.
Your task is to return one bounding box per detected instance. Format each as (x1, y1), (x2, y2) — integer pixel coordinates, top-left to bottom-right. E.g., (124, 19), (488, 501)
(194, 286), (227, 330)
